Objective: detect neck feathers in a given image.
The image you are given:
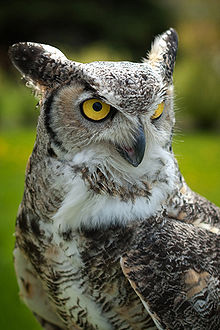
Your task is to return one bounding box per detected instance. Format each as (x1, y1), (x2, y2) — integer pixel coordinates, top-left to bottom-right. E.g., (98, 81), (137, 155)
(52, 146), (178, 231)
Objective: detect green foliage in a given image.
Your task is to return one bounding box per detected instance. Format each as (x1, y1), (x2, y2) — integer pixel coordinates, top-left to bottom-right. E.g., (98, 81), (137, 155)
(0, 71), (38, 129)
(1, 0), (172, 61)
(0, 129), (219, 329)
(174, 57), (220, 130)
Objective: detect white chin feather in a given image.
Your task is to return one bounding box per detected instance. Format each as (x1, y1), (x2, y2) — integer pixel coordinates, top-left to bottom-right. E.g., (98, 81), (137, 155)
(53, 144), (176, 231)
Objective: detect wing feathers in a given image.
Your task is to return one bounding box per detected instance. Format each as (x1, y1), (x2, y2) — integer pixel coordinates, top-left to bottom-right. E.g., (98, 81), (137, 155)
(121, 216), (220, 329)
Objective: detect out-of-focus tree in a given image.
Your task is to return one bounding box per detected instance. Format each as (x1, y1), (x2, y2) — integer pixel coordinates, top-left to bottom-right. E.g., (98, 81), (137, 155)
(1, 0), (174, 69)
(169, 0), (220, 130)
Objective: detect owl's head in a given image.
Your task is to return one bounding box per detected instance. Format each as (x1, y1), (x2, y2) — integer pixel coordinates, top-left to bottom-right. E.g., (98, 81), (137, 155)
(9, 29), (178, 174)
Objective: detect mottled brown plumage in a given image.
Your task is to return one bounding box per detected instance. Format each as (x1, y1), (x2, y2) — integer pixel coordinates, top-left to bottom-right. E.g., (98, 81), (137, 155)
(121, 215), (220, 329)
(10, 28), (219, 329)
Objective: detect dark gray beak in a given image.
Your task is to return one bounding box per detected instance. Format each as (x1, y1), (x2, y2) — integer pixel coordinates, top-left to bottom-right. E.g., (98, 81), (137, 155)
(117, 124), (146, 167)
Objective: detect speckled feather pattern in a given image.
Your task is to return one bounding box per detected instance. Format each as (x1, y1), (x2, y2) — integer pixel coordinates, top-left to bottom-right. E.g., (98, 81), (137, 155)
(10, 28), (220, 329)
(121, 216), (220, 329)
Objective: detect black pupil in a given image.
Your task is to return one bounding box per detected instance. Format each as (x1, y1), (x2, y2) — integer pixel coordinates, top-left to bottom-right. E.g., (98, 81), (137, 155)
(92, 102), (102, 112)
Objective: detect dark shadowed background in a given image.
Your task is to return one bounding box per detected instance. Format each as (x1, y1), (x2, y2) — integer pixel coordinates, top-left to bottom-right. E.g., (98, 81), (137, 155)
(0, 0), (220, 329)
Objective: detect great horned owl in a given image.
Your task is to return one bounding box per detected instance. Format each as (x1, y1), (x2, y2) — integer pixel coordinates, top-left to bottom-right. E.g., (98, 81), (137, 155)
(9, 28), (219, 329)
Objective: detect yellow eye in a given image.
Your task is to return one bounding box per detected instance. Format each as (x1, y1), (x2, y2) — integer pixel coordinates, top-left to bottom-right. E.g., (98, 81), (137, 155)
(81, 98), (111, 121)
(151, 102), (164, 120)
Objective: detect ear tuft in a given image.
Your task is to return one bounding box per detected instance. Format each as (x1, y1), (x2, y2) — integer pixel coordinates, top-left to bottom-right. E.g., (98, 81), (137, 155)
(147, 28), (178, 83)
(9, 42), (72, 89)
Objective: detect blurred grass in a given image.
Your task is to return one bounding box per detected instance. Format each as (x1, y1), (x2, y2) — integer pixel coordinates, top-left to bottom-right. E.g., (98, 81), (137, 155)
(173, 133), (220, 203)
(0, 130), (41, 330)
(0, 129), (219, 329)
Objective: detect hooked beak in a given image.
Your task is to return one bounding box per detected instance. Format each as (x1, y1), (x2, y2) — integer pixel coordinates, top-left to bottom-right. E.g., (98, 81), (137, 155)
(116, 124), (146, 167)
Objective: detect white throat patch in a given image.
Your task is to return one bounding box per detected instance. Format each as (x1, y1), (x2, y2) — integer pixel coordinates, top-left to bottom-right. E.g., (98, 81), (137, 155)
(53, 145), (176, 231)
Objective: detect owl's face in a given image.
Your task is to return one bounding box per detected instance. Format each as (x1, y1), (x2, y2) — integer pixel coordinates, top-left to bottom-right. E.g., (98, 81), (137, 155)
(9, 29), (178, 172)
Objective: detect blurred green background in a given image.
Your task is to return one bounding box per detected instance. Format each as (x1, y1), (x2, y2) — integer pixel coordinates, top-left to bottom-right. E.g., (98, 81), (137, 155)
(0, 0), (220, 329)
